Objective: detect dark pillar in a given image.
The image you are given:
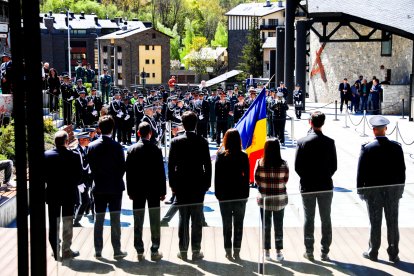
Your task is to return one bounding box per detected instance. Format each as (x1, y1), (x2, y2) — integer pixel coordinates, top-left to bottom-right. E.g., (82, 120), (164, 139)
(296, 20), (308, 110)
(9, 0), (29, 275)
(22, 0), (48, 275)
(269, 50), (276, 88)
(410, 41), (414, 121)
(276, 27), (285, 86)
(284, 0), (298, 104)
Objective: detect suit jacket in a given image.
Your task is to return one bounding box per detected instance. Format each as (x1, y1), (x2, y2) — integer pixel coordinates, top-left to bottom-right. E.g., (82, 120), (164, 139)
(338, 83), (351, 99)
(295, 129), (337, 193)
(44, 146), (82, 204)
(168, 131), (212, 204)
(215, 151), (250, 201)
(126, 139), (166, 200)
(357, 137), (405, 197)
(87, 136), (126, 195)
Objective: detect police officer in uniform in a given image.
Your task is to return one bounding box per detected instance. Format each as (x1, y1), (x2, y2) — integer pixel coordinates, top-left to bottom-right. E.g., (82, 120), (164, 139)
(75, 90), (89, 128)
(207, 90), (219, 140)
(245, 87), (257, 108)
(73, 132), (92, 227)
(142, 104), (159, 144)
(357, 116), (405, 263)
(61, 75), (76, 126)
(100, 68), (112, 104)
(87, 88), (103, 125)
(122, 96), (134, 145)
(75, 61), (86, 83)
(227, 89), (237, 128)
(215, 91), (231, 146)
(147, 89), (157, 105)
(134, 94), (145, 137)
(266, 89), (276, 137)
(233, 93), (247, 125)
(293, 83), (303, 119)
(109, 92), (126, 142)
(75, 79), (87, 95)
(195, 91), (209, 138)
(270, 92), (289, 145)
(277, 81), (288, 100)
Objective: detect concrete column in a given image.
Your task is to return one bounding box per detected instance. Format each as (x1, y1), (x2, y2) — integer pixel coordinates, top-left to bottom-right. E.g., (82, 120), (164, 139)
(276, 26), (285, 86)
(284, 0), (298, 104)
(295, 20), (308, 110)
(409, 40), (414, 121)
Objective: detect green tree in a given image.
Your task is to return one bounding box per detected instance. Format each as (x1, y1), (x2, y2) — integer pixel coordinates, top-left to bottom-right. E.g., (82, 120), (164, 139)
(156, 22), (181, 61)
(211, 22), (228, 47)
(237, 17), (263, 79)
(179, 18), (196, 60)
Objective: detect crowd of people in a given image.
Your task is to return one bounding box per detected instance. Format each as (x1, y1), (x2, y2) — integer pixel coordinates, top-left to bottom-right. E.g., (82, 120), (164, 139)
(338, 75), (385, 115)
(44, 107), (405, 265)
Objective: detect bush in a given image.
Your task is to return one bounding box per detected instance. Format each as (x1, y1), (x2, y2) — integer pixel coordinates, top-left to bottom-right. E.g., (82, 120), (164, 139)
(0, 121), (15, 161)
(44, 118), (57, 134)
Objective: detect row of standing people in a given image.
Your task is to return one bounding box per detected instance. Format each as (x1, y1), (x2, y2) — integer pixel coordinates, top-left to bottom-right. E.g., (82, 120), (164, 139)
(44, 110), (405, 264)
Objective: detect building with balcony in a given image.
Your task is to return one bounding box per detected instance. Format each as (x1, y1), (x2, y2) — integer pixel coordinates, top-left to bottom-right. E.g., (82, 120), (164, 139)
(225, 0), (285, 71)
(98, 27), (171, 89)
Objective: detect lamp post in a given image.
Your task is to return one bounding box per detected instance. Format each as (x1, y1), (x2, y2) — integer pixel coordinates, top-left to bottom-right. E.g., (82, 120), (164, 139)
(91, 32), (101, 92)
(67, 10), (71, 79)
(110, 39), (117, 87)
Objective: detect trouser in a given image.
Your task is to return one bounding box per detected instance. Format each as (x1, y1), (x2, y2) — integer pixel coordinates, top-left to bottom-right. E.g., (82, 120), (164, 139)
(360, 96), (368, 111)
(367, 94), (373, 111)
(209, 120), (216, 139)
(260, 208), (285, 250)
(49, 93), (59, 112)
(63, 101), (73, 126)
(102, 86), (110, 104)
(372, 94), (380, 115)
(216, 120), (228, 145)
(350, 96), (360, 112)
(219, 201), (247, 252)
(93, 193), (122, 253)
(178, 204), (203, 253)
(267, 117), (273, 137)
(340, 96), (349, 112)
(122, 123), (133, 144)
(0, 160), (13, 184)
(48, 202), (74, 259)
(227, 116), (234, 129)
(365, 191), (400, 259)
(197, 120), (208, 138)
(272, 119), (286, 144)
(302, 191), (333, 254)
(74, 187), (91, 224)
(133, 197), (161, 254)
(294, 103), (302, 119)
(112, 118), (123, 142)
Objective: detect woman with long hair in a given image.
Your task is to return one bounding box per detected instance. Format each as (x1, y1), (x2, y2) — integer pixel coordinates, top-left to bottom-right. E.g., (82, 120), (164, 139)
(215, 128), (250, 261)
(254, 138), (289, 261)
(48, 68), (61, 113)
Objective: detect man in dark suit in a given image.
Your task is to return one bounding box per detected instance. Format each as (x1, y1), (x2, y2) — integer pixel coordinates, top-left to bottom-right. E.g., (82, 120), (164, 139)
(87, 115), (127, 259)
(295, 111), (337, 261)
(45, 130), (81, 260)
(109, 92), (126, 142)
(357, 116), (405, 263)
(338, 78), (350, 113)
(168, 111), (212, 261)
(126, 122), (166, 261)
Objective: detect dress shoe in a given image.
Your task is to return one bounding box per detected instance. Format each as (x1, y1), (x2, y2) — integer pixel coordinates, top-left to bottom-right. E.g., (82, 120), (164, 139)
(303, 252), (314, 261)
(321, 253), (330, 261)
(192, 251), (204, 261)
(233, 252), (241, 261)
(137, 253), (145, 261)
(389, 255), (400, 263)
(151, 251), (163, 261)
(114, 250), (127, 259)
(62, 250), (80, 260)
(177, 252), (187, 261)
(362, 251), (378, 261)
(94, 252), (102, 259)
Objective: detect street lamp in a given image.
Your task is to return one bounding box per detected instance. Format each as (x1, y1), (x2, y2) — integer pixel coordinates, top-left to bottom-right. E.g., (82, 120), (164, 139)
(66, 10), (71, 79)
(110, 39), (117, 87)
(90, 32), (101, 92)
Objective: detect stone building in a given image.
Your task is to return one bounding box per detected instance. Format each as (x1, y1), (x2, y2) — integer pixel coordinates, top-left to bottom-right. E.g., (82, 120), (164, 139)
(225, 0), (285, 71)
(98, 27), (171, 88)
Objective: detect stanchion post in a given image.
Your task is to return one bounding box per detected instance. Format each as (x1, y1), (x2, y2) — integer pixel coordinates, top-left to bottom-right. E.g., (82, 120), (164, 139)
(344, 108), (349, 128)
(333, 100), (339, 121)
(164, 121), (168, 161)
(396, 122), (399, 142)
(290, 117), (295, 143)
(401, 98), (405, 119)
(361, 110), (367, 137)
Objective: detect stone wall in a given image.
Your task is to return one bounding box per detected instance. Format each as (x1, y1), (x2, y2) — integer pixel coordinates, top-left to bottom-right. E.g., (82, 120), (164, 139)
(308, 22), (413, 109)
(381, 85), (410, 115)
(228, 30), (249, 71)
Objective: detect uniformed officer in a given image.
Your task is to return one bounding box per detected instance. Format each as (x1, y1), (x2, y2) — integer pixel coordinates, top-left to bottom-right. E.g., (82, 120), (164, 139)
(61, 75), (76, 126)
(227, 89), (237, 128)
(266, 89), (276, 137)
(99, 68), (112, 104)
(293, 83), (303, 119)
(196, 91), (210, 138)
(86, 88), (103, 125)
(245, 87), (257, 108)
(86, 64), (95, 87)
(207, 90), (219, 140)
(75, 61), (86, 83)
(109, 92), (126, 142)
(166, 96), (181, 123)
(357, 116), (405, 263)
(0, 53), (12, 94)
(270, 92), (289, 145)
(75, 79), (87, 95)
(75, 90), (89, 128)
(215, 91), (231, 146)
(147, 89), (157, 105)
(233, 93), (247, 125)
(122, 97), (134, 145)
(134, 94), (145, 136)
(73, 132), (92, 227)
(277, 81), (288, 100)
(141, 104), (159, 144)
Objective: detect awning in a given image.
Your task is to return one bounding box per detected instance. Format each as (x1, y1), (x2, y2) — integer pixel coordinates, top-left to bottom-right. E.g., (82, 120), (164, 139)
(205, 70), (243, 87)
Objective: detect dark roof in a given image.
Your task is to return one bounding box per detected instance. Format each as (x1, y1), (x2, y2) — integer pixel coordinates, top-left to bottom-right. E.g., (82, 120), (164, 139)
(307, 0), (414, 39)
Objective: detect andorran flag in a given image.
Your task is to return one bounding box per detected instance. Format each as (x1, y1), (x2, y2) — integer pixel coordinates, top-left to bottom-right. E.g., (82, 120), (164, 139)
(235, 87), (267, 183)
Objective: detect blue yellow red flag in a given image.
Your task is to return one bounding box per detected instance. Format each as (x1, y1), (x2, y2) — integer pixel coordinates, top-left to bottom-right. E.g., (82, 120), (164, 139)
(235, 87), (267, 183)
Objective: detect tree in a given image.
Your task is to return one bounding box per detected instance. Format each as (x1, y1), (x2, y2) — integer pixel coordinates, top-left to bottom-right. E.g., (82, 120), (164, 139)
(156, 22), (181, 60)
(179, 18), (196, 60)
(237, 17), (263, 79)
(211, 22), (228, 47)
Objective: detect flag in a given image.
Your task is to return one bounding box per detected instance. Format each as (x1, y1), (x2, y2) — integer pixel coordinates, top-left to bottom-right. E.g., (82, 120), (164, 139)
(235, 87), (267, 183)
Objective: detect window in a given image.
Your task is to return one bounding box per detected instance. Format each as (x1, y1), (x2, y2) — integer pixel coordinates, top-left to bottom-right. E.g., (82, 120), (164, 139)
(145, 59), (150, 64)
(262, 19), (265, 26)
(152, 73), (155, 78)
(103, 59), (107, 65)
(268, 32), (276, 37)
(145, 45), (149, 50)
(117, 59), (122, 66)
(152, 33), (156, 39)
(146, 73), (150, 78)
(152, 59), (155, 64)
(266, 62), (270, 70)
(269, 19), (278, 26)
(103, 46), (108, 53)
(381, 32), (392, 57)
(117, 46), (122, 52)
(118, 73), (123, 80)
